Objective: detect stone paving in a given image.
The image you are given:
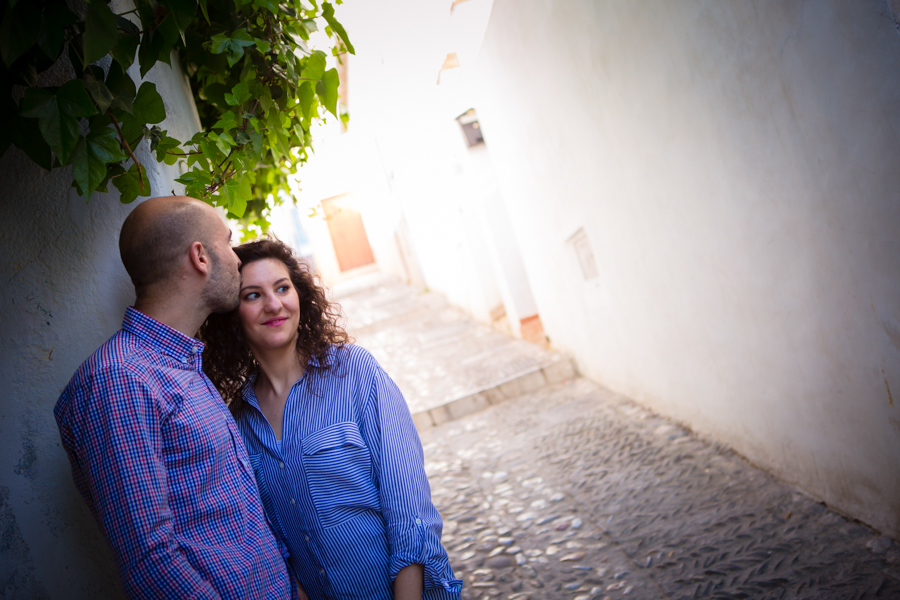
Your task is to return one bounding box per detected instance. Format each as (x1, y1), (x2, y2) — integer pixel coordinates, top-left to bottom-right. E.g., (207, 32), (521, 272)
(334, 272), (900, 599)
(421, 379), (900, 600)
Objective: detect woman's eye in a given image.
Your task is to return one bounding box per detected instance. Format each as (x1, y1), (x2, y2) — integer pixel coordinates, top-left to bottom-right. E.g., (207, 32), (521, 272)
(243, 292), (259, 301)
(277, 285), (289, 293)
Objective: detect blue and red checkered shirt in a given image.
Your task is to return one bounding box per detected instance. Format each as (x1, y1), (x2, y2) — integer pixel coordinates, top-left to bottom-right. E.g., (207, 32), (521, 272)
(55, 307), (292, 599)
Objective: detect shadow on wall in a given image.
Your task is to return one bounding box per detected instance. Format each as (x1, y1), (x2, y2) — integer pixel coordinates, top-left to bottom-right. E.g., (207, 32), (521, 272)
(1, 138), (138, 596)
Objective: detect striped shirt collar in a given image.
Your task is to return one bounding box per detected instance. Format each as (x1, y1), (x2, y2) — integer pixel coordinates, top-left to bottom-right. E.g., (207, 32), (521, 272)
(240, 369), (308, 409)
(240, 346), (341, 407)
(121, 306), (204, 367)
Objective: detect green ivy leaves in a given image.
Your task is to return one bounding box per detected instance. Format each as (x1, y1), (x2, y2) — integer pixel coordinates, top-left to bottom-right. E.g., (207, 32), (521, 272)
(224, 81), (251, 106)
(112, 162), (148, 204)
(175, 0), (355, 226)
(1, 0), (353, 233)
(302, 50), (327, 81)
(20, 80), (97, 163)
(322, 2), (354, 54)
(70, 125), (127, 197)
(0, 0), (42, 66)
(83, 2), (118, 66)
(209, 29), (255, 67)
(111, 17), (141, 70)
(319, 68), (340, 117)
(166, 0), (199, 42)
(298, 81), (316, 120)
(120, 82), (166, 141)
(1, 0), (75, 90)
(10, 115), (52, 171)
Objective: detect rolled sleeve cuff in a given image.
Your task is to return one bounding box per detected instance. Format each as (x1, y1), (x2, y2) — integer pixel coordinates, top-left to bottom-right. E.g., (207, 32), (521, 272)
(388, 518), (463, 597)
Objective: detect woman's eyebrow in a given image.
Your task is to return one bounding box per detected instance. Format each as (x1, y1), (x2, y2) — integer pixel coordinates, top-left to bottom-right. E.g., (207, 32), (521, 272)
(241, 278), (289, 291)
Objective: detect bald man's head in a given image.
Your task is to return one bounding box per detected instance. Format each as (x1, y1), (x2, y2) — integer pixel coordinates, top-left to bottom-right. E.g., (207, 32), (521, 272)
(119, 197), (223, 295)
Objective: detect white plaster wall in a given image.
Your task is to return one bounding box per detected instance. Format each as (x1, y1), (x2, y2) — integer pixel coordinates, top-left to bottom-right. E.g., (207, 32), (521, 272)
(389, 125), (504, 323)
(465, 145), (540, 333)
(295, 0), (511, 324)
(473, 0), (900, 537)
(0, 49), (201, 596)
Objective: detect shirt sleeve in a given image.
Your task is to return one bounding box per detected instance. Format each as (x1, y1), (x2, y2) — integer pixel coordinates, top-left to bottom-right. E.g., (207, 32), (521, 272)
(63, 365), (222, 600)
(363, 366), (463, 599)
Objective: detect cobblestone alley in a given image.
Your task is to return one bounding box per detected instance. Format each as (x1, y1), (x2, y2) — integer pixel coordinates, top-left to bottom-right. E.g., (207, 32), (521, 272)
(334, 272), (900, 600)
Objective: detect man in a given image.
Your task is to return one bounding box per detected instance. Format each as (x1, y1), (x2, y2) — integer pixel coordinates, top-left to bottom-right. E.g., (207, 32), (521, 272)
(55, 197), (292, 599)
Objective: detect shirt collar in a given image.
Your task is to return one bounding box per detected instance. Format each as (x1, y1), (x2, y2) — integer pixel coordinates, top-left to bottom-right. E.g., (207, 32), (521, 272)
(242, 372), (261, 408)
(240, 368), (308, 409)
(122, 306), (204, 367)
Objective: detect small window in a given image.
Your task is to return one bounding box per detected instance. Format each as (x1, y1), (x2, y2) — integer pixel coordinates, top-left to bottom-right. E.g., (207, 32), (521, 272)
(457, 108), (485, 147)
(568, 227), (598, 281)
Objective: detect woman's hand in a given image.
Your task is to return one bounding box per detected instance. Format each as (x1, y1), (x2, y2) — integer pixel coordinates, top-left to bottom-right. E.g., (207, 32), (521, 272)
(393, 563), (425, 600)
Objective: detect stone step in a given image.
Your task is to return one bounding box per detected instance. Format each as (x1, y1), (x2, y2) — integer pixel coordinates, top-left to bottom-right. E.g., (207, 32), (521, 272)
(331, 271), (577, 430)
(410, 355), (577, 430)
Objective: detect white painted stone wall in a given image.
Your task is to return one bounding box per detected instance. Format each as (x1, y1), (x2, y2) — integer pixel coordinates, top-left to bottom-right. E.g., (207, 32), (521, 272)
(299, 0), (547, 333)
(0, 49), (201, 596)
(473, 0), (900, 537)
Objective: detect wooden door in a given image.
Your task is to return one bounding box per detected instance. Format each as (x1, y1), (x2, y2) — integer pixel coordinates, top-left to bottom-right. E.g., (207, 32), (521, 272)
(321, 193), (375, 272)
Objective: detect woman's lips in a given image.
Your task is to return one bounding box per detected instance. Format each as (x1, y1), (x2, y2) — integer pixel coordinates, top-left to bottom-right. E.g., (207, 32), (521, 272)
(263, 317), (288, 327)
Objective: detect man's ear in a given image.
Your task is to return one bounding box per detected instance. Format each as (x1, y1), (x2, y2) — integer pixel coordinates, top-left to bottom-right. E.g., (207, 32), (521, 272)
(187, 241), (212, 277)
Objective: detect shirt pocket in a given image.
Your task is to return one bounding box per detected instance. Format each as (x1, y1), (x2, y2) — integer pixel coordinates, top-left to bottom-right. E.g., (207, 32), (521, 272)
(302, 421), (381, 529)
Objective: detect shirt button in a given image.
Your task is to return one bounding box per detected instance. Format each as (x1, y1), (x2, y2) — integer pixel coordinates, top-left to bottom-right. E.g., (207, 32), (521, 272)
(279, 462), (285, 468)
(415, 518), (422, 524)
(319, 569), (325, 576)
(305, 535), (310, 542)
(291, 498), (296, 505)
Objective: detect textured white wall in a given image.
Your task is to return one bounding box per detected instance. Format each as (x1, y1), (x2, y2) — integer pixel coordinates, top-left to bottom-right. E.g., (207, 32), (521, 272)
(473, 0), (900, 537)
(295, 0), (514, 325)
(0, 50), (201, 596)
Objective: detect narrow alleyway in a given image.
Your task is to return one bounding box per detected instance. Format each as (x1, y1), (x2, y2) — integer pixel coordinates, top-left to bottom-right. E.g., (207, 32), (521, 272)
(332, 273), (900, 600)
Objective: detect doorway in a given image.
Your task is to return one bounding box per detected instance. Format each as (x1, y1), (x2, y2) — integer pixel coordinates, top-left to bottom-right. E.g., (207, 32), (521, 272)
(321, 193), (376, 272)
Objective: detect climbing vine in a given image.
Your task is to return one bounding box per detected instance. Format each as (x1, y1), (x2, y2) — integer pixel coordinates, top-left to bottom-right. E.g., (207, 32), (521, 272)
(0, 0), (352, 230)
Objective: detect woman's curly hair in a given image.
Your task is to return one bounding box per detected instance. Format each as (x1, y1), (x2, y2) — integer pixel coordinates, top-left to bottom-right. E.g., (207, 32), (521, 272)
(199, 238), (349, 414)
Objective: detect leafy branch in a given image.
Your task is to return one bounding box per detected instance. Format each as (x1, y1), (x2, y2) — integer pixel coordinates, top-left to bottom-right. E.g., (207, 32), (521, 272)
(0, 0), (353, 229)
(107, 108), (144, 193)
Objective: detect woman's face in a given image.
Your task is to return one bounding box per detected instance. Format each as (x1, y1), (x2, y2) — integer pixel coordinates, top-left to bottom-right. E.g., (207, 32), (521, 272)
(238, 258), (301, 353)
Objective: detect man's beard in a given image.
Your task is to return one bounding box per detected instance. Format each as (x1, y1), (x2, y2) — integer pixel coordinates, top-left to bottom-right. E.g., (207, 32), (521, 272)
(202, 249), (240, 313)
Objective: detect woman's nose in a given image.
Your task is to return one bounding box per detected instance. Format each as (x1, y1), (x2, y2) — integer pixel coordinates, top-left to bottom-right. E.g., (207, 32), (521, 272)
(263, 293), (280, 312)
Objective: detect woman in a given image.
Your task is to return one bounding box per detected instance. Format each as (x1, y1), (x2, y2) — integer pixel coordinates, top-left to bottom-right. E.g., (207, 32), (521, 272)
(200, 238), (462, 600)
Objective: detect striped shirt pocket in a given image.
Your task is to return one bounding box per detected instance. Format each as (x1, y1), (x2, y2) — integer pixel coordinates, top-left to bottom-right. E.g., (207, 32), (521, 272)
(302, 421), (381, 529)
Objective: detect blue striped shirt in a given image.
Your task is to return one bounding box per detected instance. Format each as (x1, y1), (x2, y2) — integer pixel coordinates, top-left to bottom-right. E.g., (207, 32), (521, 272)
(235, 345), (462, 600)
